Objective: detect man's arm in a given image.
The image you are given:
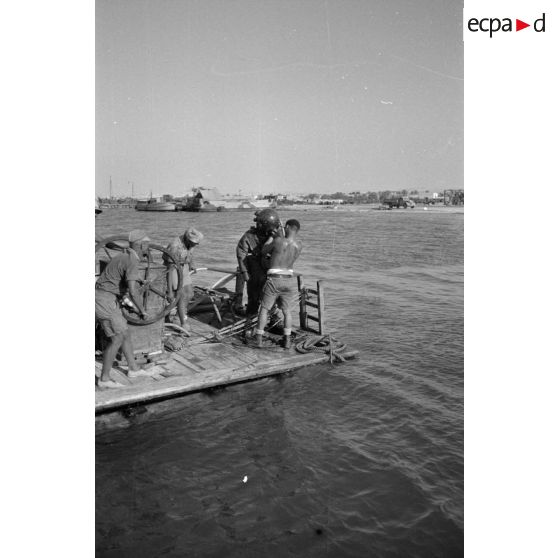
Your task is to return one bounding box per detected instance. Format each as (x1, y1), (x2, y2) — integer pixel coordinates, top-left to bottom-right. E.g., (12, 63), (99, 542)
(164, 240), (181, 265)
(260, 236), (276, 270)
(236, 235), (251, 281)
(295, 240), (302, 258)
(262, 235), (280, 257)
(124, 257), (146, 318)
(127, 279), (146, 318)
(187, 250), (195, 272)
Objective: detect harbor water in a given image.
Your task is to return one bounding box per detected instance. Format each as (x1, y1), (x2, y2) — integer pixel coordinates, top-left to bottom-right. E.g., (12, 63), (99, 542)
(95, 207), (464, 557)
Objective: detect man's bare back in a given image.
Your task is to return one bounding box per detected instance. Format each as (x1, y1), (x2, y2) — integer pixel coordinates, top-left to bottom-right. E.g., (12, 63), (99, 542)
(255, 219), (302, 349)
(267, 236), (302, 270)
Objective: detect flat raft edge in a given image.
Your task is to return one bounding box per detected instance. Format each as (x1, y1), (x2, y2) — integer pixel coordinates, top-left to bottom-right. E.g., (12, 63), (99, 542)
(95, 347), (359, 414)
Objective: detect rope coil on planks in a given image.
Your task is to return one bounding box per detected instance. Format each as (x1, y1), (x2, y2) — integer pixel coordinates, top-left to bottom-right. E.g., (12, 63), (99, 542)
(295, 334), (347, 363)
(163, 323), (190, 352)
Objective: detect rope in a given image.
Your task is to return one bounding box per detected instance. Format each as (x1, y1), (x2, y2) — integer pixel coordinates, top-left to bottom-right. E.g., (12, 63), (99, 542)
(162, 323), (190, 351)
(295, 334), (347, 363)
(164, 323), (191, 337)
(194, 290), (304, 344)
(215, 291), (303, 339)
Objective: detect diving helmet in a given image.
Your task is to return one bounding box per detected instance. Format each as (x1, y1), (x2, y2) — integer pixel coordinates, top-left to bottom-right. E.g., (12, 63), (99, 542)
(254, 208), (280, 234)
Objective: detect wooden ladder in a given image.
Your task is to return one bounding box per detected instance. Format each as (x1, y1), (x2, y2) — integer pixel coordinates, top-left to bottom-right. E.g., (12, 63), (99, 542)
(297, 275), (325, 335)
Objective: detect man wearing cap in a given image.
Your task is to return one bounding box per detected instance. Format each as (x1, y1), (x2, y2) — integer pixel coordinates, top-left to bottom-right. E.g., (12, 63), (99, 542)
(95, 230), (155, 388)
(164, 227), (204, 327)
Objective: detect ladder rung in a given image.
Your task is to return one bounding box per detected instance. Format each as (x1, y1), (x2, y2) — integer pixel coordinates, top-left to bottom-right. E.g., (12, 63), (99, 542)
(306, 288), (318, 296)
(305, 301), (319, 309)
(307, 314), (320, 322)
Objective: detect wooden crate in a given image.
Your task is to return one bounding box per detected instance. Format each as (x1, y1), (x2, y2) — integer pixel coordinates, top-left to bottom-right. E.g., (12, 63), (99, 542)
(96, 258), (167, 359)
(128, 320), (164, 357)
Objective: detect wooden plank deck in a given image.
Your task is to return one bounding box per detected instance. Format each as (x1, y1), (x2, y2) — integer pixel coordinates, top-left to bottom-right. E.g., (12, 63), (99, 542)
(95, 320), (358, 414)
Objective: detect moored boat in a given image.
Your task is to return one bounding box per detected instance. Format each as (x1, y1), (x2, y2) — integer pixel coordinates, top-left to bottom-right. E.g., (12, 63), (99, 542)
(135, 198), (176, 212)
(182, 187), (276, 212)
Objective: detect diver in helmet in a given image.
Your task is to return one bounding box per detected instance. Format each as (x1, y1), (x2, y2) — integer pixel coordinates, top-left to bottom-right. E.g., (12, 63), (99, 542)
(234, 208), (281, 319)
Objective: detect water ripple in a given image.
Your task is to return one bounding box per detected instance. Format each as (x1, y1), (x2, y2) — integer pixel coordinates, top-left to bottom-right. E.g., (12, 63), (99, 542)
(96, 208), (463, 556)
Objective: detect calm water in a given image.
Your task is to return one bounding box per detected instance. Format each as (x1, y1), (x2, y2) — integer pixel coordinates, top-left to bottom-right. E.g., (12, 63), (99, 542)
(96, 207), (464, 557)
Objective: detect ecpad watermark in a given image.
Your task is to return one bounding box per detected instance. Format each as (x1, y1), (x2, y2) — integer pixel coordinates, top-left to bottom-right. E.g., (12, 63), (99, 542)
(467, 13), (546, 37)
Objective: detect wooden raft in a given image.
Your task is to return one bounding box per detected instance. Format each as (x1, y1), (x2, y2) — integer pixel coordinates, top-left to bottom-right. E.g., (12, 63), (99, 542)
(95, 318), (357, 414)
(95, 274), (357, 414)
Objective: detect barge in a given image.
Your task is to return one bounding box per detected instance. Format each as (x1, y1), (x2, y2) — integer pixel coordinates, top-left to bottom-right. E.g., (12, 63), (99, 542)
(181, 187), (276, 212)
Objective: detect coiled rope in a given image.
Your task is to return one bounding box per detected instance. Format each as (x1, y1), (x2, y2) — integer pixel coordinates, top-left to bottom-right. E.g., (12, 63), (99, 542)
(295, 334), (347, 363)
(163, 323), (190, 352)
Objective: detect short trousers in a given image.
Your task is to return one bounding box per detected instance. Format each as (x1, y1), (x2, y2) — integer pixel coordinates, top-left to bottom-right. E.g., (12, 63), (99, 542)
(95, 289), (128, 337)
(178, 283), (194, 304)
(246, 275), (266, 315)
(169, 266), (192, 291)
(260, 276), (298, 312)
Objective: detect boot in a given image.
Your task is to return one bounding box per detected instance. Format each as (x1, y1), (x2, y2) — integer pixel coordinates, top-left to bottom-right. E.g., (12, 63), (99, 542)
(255, 333), (263, 347)
(283, 335), (291, 349)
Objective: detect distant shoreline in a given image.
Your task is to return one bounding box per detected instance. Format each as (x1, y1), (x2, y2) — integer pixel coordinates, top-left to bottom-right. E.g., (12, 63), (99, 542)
(98, 203), (464, 214)
(278, 203), (464, 213)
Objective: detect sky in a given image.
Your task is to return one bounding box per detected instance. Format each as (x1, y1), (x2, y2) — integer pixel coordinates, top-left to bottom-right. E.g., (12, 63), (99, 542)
(96, 0), (463, 198)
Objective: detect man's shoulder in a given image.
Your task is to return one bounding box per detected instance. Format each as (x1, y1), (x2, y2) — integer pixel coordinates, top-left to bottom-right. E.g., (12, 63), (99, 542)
(103, 252), (132, 275)
(109, 252), (129, 265)
(239, 228), (259, 242)
(168, 236), (183, 248)
(285, 237), (302, 253)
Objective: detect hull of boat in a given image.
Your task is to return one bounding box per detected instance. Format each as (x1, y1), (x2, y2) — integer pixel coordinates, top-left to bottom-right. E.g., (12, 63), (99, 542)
(185, 200), (276, 212)
(135, 202), (176, 212)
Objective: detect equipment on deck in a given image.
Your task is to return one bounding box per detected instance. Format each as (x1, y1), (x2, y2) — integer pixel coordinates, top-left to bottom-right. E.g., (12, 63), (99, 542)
(94, 252), (359, 413)
(95, 235), (183, 325)
(95, 235), (184, 359)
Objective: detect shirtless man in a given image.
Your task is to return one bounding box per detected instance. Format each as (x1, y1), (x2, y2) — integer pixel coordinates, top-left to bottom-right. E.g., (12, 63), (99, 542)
(254, 219), (302, 349)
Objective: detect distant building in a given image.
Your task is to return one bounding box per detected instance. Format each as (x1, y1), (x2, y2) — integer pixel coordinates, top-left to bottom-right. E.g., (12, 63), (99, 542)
(319, 199), (345, 205)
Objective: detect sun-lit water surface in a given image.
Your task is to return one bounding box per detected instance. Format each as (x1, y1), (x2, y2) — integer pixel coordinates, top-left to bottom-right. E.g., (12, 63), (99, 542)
(96, 207), (463, 557)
